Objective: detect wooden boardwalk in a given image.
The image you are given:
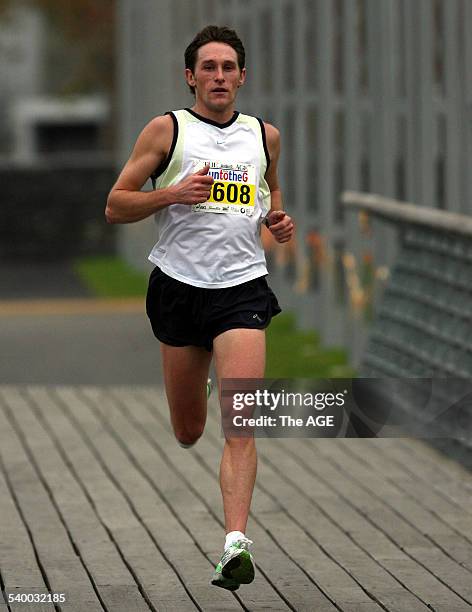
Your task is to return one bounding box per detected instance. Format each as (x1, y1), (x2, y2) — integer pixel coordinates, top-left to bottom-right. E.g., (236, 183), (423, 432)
(0, 385), (471, 612)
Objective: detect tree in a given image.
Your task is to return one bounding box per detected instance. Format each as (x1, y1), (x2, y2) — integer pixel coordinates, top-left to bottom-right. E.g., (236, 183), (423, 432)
(0, 0), (115, 95)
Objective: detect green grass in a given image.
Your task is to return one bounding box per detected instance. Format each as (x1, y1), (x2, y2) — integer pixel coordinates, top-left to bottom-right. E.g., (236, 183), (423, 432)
(75, 256), (353, 377)
(74, 256), (148, 298)
(266, 313), (354, 378)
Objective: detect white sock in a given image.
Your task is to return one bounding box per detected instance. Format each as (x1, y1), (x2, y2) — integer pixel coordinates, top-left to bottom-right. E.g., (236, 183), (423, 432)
(225, 530), (245, 550)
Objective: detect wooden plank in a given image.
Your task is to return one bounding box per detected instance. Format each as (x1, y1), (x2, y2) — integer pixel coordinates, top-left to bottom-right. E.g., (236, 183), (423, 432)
(141, 387), (418, 611)
(273, 438), (468, 610)
(253, 442), (432, 611)
(113, 384), (472, 609)
(374, 439), (472, 513)
(400, 438), (472, 482)
(10, 386), (151, 612)
(50, 386), (240, 611)
(83, 386), (295, 611)
(117, 387), (339, 611)
(0, 461), (55, 612)
(335, 438), (472, 567)
(4, 384), (470, 609)
(203, 402), (435, 610)
(24, 386), (196, 612)
(0, 388), (103, 612)
(136, 384), (336, 609)
(140, 387), (389, 611)
(8, 387), (147, 590)
(280, 438), (472, 609)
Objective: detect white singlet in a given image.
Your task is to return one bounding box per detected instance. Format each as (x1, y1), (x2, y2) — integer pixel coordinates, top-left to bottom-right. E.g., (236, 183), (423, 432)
(148, 108), (272, 288)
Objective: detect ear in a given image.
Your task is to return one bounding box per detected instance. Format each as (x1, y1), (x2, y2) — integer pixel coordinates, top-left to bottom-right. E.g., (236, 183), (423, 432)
(238, 67), (247, 88)
(185, 68), (196, 88)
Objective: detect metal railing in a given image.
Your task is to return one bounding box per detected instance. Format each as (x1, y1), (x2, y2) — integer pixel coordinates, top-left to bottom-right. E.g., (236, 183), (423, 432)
(343, 191), (472, 461)
(343, 191), (472, 237)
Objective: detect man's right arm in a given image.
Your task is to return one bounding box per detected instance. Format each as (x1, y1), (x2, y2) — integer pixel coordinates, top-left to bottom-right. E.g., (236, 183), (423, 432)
(105, 115), (213, 224)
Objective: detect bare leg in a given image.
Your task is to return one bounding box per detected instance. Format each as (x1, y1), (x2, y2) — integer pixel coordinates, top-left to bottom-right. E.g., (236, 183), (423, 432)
(213, 328), (265, 533)
(160, 343), (213, 446)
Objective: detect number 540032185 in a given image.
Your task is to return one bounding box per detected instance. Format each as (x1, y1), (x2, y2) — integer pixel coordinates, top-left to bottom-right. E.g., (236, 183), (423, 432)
(6, 592), (66, 604)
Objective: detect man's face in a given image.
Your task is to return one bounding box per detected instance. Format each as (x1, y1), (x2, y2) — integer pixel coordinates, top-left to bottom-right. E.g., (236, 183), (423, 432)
(185, 42), (246, 113)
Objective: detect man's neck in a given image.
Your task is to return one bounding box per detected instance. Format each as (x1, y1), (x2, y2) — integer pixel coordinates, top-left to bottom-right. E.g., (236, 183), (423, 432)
(190, 103), (235, 125)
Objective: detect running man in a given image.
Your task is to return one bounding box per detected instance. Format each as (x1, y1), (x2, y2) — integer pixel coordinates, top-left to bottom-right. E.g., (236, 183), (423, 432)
(106, 25), (294, 591)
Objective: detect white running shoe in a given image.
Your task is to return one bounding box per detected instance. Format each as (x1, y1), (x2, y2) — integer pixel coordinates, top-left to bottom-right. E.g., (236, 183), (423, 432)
(210, 537), (255, 588)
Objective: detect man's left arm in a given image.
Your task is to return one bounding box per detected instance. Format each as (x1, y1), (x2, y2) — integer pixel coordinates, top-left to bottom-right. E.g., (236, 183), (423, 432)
(264, 123), (294, 244)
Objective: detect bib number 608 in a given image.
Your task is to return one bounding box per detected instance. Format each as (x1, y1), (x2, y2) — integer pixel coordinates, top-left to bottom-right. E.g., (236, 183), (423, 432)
(212, 182), (251, 205)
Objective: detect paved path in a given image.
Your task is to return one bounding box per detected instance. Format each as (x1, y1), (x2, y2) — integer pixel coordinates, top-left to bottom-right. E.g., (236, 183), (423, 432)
(0, 261), (164, 385)
(0, 300), (163, 385)
(0, 385), (471, 611)
(0, 264), (91, 300)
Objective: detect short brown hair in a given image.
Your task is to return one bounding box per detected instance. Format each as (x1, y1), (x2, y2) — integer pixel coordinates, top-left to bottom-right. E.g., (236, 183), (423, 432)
(184, 25), (245, 95)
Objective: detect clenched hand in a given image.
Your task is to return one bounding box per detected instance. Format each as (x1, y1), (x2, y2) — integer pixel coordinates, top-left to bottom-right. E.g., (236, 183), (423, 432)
(266, 210), (294, 243)
(170, 164), (214, 205)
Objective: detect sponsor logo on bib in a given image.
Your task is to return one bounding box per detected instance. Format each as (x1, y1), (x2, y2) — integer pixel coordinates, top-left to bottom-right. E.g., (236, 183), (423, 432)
(192, 160), (256, 216)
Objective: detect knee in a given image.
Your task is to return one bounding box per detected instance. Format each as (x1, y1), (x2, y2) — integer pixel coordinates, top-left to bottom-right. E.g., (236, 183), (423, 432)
(175, 424), (205, 448)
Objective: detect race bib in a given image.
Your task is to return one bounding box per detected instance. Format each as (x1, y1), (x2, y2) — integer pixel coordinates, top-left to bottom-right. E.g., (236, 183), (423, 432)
(191, 160), (256, 216)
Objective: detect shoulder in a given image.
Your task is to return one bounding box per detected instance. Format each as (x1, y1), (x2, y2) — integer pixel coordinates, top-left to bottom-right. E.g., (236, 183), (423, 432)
(142, 114), (174, 142)
(263, 122), (280, 160)
(133, 114), (175, 157)
(263, 122), (280, 143)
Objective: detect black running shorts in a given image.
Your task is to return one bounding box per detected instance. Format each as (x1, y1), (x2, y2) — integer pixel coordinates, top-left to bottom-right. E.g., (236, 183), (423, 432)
(146, 266), (281, 351)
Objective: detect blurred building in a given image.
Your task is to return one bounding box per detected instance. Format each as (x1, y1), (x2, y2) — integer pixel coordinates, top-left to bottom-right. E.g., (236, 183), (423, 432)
(11, 95), (109, 164)
(0, 5), (114, 262)
(0, 4), (45, 154)
(115, 0), (472, 357)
